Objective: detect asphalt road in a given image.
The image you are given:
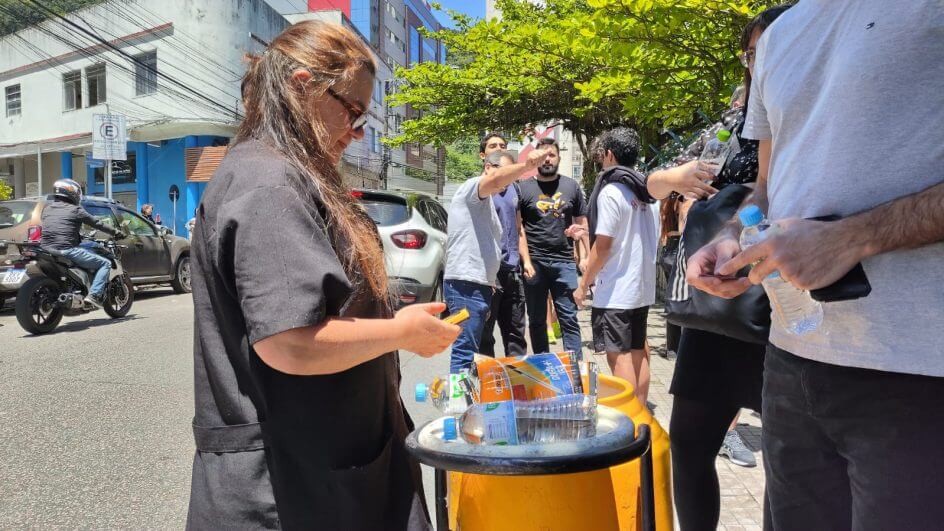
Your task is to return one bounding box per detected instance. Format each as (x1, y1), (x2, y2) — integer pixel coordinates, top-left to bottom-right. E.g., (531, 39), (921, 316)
(0, 290), (451, 528)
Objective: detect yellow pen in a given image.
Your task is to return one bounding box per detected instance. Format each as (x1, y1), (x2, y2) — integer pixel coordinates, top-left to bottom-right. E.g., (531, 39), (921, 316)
(442, 308), (470, 325)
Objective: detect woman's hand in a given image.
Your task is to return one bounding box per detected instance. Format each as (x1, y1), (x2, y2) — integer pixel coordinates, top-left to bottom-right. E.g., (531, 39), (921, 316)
(394, 303), (460, 357)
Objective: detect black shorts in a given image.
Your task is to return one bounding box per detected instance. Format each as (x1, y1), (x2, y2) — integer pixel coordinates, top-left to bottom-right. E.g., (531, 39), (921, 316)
(591, 306), (650, 353)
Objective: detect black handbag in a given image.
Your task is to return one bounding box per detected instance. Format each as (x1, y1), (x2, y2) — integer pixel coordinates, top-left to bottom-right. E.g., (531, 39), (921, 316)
(664, 184), (771, 344)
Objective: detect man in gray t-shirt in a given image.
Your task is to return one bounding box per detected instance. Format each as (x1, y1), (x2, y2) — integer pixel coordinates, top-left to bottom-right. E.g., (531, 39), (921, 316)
(688, 1), (944, 528)
(444, 148), (548, 372)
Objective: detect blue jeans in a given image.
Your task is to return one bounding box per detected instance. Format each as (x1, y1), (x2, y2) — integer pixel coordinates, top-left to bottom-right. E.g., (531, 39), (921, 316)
(61, 246), (111, 298)
(524, 260), (582, 355)
(444, 279), (493, 373)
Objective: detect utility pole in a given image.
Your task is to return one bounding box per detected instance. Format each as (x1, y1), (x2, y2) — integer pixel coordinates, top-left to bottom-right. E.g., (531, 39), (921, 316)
(379, 78), (396, 191)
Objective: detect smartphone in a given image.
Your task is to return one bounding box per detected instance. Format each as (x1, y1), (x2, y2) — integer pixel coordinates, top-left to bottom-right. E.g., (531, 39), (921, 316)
(442, 308), (470, 325)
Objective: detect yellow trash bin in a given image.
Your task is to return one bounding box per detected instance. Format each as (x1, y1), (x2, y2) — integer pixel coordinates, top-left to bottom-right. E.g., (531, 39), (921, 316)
(447, 374), (673, 531)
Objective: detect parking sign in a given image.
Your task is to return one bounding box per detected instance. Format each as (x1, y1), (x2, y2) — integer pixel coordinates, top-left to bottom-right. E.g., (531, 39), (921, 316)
(92, 114), (127, 161)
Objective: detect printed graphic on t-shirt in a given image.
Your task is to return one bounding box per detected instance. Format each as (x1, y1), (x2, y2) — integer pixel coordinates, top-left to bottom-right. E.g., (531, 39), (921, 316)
(536, 192), (565, 217)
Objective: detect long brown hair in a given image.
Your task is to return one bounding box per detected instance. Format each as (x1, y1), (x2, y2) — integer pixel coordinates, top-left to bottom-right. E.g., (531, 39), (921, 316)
(236, 21), (388, 303)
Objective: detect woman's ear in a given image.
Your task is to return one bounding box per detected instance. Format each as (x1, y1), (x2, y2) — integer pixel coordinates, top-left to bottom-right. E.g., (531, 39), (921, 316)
(290, 68), (313, 86)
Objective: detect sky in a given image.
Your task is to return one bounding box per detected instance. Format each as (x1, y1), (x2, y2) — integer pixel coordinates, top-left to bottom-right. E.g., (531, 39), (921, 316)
(432, 0), (486, 29)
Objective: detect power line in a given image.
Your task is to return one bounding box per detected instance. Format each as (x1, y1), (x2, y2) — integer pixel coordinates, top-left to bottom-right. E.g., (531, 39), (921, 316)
(18, 0), (241, 119)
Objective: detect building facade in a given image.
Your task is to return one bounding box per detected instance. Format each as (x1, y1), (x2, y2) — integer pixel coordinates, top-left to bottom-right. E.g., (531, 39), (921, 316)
(0, 0), (287, 236)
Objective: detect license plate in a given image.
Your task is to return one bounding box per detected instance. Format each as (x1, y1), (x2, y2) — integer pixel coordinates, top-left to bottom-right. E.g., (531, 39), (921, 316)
(1, 269), (26, 286)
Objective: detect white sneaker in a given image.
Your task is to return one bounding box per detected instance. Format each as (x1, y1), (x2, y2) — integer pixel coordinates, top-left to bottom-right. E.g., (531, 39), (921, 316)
(83, 295), (103, 309)
(719, 429), (756, 468)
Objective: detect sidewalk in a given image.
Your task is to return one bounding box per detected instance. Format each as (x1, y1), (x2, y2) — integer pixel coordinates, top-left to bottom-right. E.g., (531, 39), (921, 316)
(580, 303), (767, 531)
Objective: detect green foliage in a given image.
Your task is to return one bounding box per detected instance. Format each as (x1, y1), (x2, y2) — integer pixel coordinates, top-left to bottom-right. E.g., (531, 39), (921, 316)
(0, 0), (106, 36)
(392, 0), (779, 170)
(445, 136), (484, 181)
(0, 179), (12, 201)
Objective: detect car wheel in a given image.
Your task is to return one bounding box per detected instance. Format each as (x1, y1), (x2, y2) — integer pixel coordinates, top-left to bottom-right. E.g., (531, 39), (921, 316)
(104, 273), (134, 318)
(171, 254), (192, 294)
(15, 277), (63, 335)
(432, 275), (446, 318)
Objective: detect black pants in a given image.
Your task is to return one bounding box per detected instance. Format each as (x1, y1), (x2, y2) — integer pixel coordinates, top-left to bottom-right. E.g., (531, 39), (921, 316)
(764, 345), (944, 530)
(480, 265), (527, 358)
(666, 322), (681, 354)
(670, 397), (766, 531)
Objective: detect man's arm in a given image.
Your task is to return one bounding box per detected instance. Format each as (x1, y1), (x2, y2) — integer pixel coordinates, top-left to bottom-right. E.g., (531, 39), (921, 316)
(478, 149), (548, 198)
(719, 179), (944, 290)
(78, 208), (117, 236)
(574, 215), (590, 273)
(517, 211), (535, 279)
(574, 235), (613, 309)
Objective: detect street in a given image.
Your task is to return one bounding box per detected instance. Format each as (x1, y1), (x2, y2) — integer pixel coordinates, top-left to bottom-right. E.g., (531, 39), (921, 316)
(0, 291), (765, 529)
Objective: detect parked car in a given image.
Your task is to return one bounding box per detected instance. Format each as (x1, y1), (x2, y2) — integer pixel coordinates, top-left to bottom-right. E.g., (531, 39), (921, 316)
(354, 189), (447, 307)
(0, 196), (191, 307)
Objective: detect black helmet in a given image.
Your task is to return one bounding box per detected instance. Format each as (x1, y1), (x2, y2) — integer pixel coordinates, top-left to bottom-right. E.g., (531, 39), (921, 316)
(53, 178), (83, 204)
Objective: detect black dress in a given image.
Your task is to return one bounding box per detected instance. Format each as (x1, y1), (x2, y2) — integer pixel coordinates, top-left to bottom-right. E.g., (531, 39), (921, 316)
(186, 139), (429, 530)
(666, 109), (765, 411)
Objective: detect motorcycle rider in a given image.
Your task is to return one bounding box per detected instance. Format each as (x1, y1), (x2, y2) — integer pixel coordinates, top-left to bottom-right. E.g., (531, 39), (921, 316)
(40, 179), (123, 308)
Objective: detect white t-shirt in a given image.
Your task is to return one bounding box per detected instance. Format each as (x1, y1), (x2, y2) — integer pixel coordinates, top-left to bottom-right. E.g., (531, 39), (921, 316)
(743, 0), (944, 376)
(592, 183), (658, 310)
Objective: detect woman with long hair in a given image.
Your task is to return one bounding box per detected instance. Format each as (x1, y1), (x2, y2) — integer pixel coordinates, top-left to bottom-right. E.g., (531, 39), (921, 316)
(647, 6), (792, 530)
(186, 21), (459, 530)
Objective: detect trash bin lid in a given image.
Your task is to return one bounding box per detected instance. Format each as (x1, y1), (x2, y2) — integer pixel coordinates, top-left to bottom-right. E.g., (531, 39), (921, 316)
(405, 405), (647, 475)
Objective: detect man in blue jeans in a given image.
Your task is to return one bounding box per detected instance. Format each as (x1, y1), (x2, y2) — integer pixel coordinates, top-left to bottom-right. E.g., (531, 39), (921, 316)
(444, 147), (549, 372)
(40, 179), (121, 307)
(517, 137), (590, 355)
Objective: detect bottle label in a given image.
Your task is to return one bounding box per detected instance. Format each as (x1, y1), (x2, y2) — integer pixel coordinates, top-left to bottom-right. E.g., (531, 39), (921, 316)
(481, 401), (519, 445)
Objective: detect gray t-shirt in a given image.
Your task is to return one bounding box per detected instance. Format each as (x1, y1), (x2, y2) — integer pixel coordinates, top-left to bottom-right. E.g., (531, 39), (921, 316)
(444, 176), (502, 286)
(743, 0), (944, 376)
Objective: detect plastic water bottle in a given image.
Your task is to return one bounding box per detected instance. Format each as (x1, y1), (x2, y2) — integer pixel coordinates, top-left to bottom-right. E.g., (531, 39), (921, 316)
(738, 206), (824, 335)
(699, 129), (733, 178)
(456, 394), (597, 445)
(415, 372), (474, 415)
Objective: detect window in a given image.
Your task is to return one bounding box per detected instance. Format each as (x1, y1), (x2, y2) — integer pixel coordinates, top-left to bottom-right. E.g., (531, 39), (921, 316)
(387, 29), (405, 53)
(63, 71), (82, 110)
(86, 64), (106, 106)
(134, 51), (158, 96)
(409, 26), (421, 65)
(371, 128), (382, 153)
(82, 204), (118, 233)
(373, 79), (383, 104)
(4, 84), (21, 117)
(94, 152), (136, 186)
(117, 208), (157, 236)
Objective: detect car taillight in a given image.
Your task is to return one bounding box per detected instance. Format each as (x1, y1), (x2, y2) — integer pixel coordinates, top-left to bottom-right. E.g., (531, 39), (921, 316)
(391, 230), (427, 249)
(351, 190), (364, 198)
(27, 225), (42, 242)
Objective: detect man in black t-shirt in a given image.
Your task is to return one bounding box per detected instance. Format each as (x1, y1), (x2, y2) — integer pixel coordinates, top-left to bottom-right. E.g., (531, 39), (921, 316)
(517, 137), (589, 355)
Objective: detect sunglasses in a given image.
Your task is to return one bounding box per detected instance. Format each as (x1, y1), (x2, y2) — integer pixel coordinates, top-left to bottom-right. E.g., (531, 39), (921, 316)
(327, 87), (369, 131)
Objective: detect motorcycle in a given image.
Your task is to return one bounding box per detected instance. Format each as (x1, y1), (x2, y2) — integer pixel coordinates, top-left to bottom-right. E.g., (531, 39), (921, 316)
(1, 223), (134, 335)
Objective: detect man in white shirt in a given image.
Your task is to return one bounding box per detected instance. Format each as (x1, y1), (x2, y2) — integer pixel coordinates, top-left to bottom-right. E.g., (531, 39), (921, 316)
(572, 127), (658, 404)
(688, 2), (944, 527)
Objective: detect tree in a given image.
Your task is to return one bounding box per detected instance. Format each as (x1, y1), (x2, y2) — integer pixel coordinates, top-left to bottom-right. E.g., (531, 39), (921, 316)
(0, 0), (105, 36)
(0, 179), (12, 201)
(445, 136), (485, 181)
(390, 0), (776, 186)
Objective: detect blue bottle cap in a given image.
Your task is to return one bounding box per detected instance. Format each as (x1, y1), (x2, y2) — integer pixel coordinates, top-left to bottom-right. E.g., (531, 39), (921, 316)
(442, 417), (457, 441)
(414, 383), (427, 402)
(739, 205), (764, 227)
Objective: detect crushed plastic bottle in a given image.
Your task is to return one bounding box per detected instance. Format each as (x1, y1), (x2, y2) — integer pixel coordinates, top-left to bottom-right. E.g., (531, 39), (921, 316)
(457, 394), (598, 445)
(415, 372), (474, 415)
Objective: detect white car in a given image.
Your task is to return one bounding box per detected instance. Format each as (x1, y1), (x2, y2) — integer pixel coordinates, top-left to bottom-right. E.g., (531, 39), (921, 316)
(355, 189), (447, 307)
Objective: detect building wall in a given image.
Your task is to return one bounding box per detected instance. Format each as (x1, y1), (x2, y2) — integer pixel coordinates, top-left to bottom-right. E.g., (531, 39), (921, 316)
(0, 0), (286, 146)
